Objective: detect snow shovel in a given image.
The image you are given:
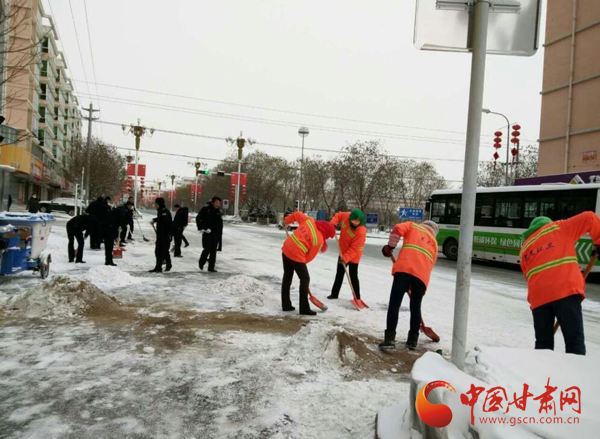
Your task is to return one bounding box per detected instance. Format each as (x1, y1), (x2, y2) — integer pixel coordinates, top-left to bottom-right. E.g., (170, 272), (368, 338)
(389, 253), (440, 342)
(334, 233), (367, 310)
(135, 217), (151, 242)
(112, 238), (124, 259)
(553, 253), (598, 334)
(284, 229), (328, 312)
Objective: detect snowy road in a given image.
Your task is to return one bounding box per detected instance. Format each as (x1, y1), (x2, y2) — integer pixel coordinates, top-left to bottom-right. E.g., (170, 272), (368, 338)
(2, 218), (600, 438)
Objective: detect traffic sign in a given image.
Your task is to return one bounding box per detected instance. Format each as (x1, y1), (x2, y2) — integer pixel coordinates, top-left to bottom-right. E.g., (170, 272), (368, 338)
(222, 199), (230, 209)
(366, 213), (379, 228)
(398, 207), (424, 220)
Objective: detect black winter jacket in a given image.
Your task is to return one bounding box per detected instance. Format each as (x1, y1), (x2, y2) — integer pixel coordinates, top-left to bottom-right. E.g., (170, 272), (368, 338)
(196, 203), (223, 237)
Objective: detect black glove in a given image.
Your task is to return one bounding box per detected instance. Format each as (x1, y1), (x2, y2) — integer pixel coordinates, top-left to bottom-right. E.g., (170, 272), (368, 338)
(592, 245), (600, 258)
(338, 256), (345, 266)
(382, 245), (395, 258)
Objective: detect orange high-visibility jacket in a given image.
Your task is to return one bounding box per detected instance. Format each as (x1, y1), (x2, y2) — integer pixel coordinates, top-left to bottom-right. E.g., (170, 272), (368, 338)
(520, 212), (600, 310)
(282, 211), (324, 264)
(389, 222), (438, 288)
(330, 212), (367, 264)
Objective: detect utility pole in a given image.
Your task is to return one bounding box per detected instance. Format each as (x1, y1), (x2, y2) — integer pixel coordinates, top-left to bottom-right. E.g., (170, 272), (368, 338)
(167, 173), (178, 211)
(226, 132), (255, 218)
(122, 120), (154, 209)
(82, 103), (99, 203)
(157, 180), (163, 198)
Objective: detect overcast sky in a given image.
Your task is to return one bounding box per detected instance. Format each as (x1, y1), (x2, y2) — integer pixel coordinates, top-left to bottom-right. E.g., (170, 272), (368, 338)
(44, 0), (546, 189)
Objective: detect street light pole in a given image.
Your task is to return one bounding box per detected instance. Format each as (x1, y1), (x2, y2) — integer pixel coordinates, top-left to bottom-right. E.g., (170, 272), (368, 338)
(451, 0), (490, 370)
(482, 108), (510, 185)
(82, 103), (98, 202)
(298, 126), (309, 211)
(167, 173), (178, 211)
(226, 132), (254, 218)
(122, 119), (154, 210)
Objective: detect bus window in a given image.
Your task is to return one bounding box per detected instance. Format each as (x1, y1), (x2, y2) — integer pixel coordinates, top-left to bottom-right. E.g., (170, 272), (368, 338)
(540, 195), (557, 220)
(475, 194), (494, 226)
(446, 197), (461, 225)
(523, 197), (539, 227)
(557, 190), (596, 219)
(494, 195), (522, 228)
(431, 198), (446, 223)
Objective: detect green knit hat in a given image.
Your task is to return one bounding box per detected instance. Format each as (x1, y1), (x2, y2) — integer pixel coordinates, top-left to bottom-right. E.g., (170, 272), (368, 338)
(349, 209), (365, 226)
(523, 216), (552, 240)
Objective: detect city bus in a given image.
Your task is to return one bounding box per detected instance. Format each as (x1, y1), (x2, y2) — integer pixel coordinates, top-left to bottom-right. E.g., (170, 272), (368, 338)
(428, 184), (600, 270)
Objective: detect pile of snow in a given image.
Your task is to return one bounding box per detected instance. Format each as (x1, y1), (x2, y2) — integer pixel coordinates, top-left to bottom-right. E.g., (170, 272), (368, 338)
(81, 265), (143, 290)
(281, 322), (344, 372)
(3, 277), (124, 319)
(378, 346), (600, 439)
(213, 275), (270, 309)
(223, 215), (243, 224)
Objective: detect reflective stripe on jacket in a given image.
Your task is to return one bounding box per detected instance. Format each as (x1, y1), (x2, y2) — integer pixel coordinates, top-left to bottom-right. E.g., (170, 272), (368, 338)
(331, 212), (366, 264)
(390, 221), (438, 288)
(282, 211), (324, 264)
(520, 211), (600, 310)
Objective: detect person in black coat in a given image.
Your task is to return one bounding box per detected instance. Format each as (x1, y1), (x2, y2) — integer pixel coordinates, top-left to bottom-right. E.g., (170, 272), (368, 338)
(172, 204), (189, 257)
(149, 197), (173, 273)
(100, 200), (119, 266)
(116, 201), (134, 245)
(7, 194), (12, 212)
(86, 196), (105, 249)
(66, 214), (90, 263)
(196, 196), (223, 272)
(26, 194), (39, 213)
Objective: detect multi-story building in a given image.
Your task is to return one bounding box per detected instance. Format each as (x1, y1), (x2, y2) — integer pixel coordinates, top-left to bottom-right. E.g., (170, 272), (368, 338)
(538, 0), (600, 176)
(0, 0), (82, 204)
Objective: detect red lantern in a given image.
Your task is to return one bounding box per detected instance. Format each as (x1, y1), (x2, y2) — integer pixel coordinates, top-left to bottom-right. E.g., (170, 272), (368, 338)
(511, 124), (521, 146)
(493, 152), (500, 160)
(493, 131), (502, 150)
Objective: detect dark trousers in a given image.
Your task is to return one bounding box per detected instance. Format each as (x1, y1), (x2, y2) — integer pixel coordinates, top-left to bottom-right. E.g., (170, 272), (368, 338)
(67, 228), (84, 262)
(120, 226), (132, 243)
(155, 237), (172, 269)
(182, 234), (189, 247)
(386, 272), (426, 335)
(89, 219), (101, 249)
(104, 235), (114, 265)
(532, 294), (586, 355)
(331, 260), (360, 299)
(173, 227), (184, 256)
(199, 232), (219, 270)
(281, 253), (311, 311)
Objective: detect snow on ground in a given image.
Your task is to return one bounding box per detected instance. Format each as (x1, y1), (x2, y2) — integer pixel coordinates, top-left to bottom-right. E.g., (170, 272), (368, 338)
(2, 217), (600, 438)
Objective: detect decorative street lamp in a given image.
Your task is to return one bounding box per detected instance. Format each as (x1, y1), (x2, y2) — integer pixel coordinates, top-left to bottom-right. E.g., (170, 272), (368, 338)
(482, 109), (510, 185)
(122, 119), (154, 209)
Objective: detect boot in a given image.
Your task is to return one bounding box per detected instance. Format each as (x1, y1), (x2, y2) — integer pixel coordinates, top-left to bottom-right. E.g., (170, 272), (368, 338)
(299, 308), (317, 316)
(406, 330), (419, 351)
(149, 267), (162, 273)
(378, 330), (396, 350)
(165, 264), (172, 272)
(199, 259), (205, 271)
(327, 295), (338, 300)
(282, 305), (296, 312)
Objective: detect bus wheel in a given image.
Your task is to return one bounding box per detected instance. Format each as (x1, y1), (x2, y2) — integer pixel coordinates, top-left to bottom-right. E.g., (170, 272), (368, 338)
(443, 239), (459, 261)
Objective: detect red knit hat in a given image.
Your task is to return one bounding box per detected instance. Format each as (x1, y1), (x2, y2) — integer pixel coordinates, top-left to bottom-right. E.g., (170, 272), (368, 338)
(315, 221), (335, 240)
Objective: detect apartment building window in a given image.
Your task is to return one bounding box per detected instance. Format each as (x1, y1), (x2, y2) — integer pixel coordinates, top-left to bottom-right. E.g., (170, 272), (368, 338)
(54, 107), (58, 121)
(41, 60), (48, 77)
(56, 69), (61, 83)
(65, 94), (69, 104)
(38, 106), (46, 123)
(53, 125), (58, 139)
(40, 84), (46, 100)
(41, 37), (49, 54)
(52, 144), (57, 157)
(63, 124), (67, 134)
(38, 129), (44, 146)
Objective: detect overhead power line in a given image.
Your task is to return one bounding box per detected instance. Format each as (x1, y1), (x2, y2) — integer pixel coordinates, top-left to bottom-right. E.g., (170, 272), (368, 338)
(115, 146), (463, 183)
(97, 119), (466, 163)
(72, 78), (537, 143)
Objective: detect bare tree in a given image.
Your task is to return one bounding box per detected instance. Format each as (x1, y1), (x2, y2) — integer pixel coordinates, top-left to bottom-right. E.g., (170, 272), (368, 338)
(334, 140), (387, 211)
(478, 145), (538, 187)
(69, 138), (127, 199)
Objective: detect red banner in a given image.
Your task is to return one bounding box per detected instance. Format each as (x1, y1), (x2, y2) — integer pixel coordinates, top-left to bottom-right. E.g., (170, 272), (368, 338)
(127, 163), (146, 177)
(230, 173), (247, 185)
(191, 183), (203, 194)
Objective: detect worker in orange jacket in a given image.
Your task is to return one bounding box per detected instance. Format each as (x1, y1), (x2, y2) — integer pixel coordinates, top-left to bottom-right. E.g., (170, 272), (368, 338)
(328, 209), (367, 300)
(520, 212), (600, 355)
(380, 220), (439, 350)
(281, 211), (336, 315)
